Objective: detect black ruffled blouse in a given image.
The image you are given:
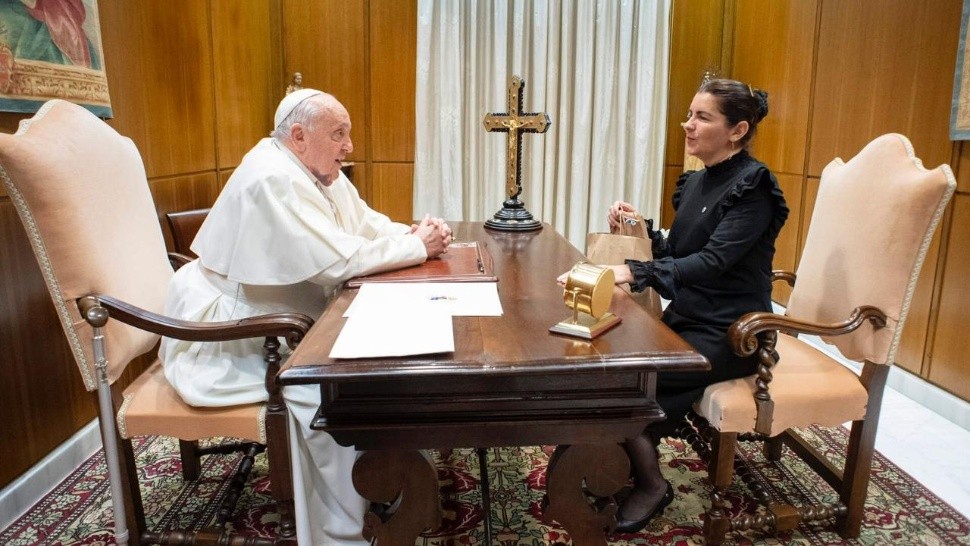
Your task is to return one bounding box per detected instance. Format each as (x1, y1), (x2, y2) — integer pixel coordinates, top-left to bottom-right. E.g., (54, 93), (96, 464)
(626, 150), (789, 328)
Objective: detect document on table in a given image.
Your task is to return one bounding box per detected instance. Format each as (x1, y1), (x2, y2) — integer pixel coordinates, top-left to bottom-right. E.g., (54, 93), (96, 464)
(329, 302), (454, 359)
(330, 282), (502, 359)
(343, 282), (503, 318)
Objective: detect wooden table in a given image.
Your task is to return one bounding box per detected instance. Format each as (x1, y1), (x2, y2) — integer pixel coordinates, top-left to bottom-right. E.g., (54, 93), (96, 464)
(278, 222), (709, 545)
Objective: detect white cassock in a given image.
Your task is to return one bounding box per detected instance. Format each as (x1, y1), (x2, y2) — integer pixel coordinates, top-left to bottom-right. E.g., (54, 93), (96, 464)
(159, 138), (427, 545)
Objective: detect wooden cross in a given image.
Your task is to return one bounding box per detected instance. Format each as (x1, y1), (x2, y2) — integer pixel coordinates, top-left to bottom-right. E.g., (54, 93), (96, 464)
(482, 76), (550, 200)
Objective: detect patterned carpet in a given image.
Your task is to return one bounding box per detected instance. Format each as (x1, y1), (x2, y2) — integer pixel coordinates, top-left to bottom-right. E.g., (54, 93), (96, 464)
(3, 425), (968, 545)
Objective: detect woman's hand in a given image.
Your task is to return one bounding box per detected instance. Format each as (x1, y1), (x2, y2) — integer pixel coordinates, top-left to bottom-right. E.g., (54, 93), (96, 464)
(607, 264), (633, 284)
(557, 265), (633, 286)
(607, 201), (638, 231)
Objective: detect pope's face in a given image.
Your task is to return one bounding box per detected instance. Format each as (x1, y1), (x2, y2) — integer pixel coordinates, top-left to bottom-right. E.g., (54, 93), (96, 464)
(682, 92), (746, 166)
(297, 100), (354, 185)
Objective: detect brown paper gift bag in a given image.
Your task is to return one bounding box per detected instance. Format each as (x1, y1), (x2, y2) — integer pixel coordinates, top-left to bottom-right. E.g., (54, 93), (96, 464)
(585, 213), (663, 317)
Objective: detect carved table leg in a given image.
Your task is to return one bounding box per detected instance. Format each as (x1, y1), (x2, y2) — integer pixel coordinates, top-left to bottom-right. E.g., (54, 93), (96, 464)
(544, 443), (630, 546)
(352, 450), (441, 546)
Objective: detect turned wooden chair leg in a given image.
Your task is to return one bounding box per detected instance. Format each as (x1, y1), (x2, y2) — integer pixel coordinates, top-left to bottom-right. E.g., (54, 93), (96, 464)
(266, 406), (297, 544)
(704, 431), (737, 545)
(763, 434), (784, 461)
(179, 440), (201, 481)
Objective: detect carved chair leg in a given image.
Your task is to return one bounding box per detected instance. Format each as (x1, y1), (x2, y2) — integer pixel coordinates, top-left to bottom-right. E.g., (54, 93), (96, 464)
(704, 431), (737, 546)
(838, 418), (878, 538)
(266, 408), (297, 544)
(179, 440), (201, 481)
(120, 438), (147, 546)
(838, 362), (888, 538)
(763, 434), (784, 462)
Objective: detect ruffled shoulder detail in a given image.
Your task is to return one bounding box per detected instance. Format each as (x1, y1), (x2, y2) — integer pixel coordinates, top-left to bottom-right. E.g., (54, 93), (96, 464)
(721, 160), (789, 242)
(672, 170), (699, 210)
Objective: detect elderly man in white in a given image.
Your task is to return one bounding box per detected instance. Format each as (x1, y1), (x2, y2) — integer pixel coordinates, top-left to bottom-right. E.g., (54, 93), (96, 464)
(160, 89), (452, 545)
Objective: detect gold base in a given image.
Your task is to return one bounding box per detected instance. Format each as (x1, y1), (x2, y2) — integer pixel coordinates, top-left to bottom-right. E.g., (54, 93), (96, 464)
(549, 312), (621, 339)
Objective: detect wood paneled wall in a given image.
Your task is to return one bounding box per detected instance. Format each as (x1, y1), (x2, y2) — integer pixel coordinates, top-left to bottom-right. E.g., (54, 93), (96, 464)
(281, 0), (417, 223)
(0, 0), (417, 490)
(665, 0), (969, 397)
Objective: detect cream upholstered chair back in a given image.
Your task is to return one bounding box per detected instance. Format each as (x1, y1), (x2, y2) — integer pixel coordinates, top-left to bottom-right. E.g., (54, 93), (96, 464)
(785, 133), (954, 365)
(0, 100), (173, 389)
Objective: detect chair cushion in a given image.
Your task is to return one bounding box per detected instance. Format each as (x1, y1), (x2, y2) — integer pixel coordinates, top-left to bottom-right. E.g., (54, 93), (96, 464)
(117, 361), (266, 444)
(694, 333), (869, 436)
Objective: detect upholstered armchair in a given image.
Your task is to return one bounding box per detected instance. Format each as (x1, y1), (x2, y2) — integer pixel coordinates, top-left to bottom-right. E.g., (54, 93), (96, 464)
(684, 133), (955, 544)
(0, 100), (309, 545)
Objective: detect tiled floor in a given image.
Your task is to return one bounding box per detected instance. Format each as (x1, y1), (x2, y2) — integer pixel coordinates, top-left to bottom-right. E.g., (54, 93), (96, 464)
(870, 384), (970, 517)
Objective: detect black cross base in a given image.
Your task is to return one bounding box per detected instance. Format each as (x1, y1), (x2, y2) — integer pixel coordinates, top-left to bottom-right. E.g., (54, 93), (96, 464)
(484, 198), (543, 231)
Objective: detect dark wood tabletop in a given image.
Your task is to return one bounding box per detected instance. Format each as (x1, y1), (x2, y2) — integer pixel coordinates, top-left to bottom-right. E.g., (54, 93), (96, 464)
(280, 222), (706, 383)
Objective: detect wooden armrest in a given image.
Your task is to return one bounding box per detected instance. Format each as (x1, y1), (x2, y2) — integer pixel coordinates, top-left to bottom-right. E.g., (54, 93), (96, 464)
(77, 295), (313, 350)
(729, 305), (887, 357)
(771, 270), (796, 287)
(168, 251), (193, 270)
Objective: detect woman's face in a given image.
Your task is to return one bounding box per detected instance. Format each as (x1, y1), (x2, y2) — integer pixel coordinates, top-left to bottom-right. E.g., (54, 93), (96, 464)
(682, 92), (746, 166)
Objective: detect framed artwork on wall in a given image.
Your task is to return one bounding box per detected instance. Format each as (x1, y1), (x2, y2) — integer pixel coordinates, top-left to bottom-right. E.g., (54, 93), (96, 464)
(951, 0), (970, 139)
(0, 0), (111, 118)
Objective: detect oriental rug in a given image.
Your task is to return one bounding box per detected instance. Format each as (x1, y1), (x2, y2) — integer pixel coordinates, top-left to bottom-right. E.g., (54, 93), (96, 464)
(2, 425), (968, 545)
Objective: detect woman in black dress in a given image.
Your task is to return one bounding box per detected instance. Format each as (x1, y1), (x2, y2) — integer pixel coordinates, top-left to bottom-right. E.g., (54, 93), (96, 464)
(605, 79), (789, 533)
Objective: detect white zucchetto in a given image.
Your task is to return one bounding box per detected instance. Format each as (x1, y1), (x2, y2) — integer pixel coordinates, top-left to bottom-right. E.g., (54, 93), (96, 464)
(274, 88), (324, 128)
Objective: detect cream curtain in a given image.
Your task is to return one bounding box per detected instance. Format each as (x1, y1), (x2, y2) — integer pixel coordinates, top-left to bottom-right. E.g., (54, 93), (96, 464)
(414, 0), (671, 249)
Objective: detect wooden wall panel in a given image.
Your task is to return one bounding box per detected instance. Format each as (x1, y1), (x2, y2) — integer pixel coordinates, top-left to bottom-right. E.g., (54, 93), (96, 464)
(798, 176), (820, 268)
(771, 173), (803, 304)
(952, 142), (970, 194)
(0, 201), (95, 486)
(149, 173), (221, 251)
(98, 0), (216, 178)
(731, 0), (817, 175)
(928, 194), (970, 399)
(281, 0), (368, 162)
(808, 0), (962, 176)
(219, 169), (234, 190)
(211, 0), (284, 169)
(664, 0), (726, 168)
(369, 164), (412, 223)
(370, 0), (417, 162)
(660, 166), (681, 229)
(895, 228), (942, 376)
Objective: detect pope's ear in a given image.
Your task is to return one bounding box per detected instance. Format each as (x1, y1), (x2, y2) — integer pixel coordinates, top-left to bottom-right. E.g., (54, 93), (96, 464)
(289, 123), (307, 148)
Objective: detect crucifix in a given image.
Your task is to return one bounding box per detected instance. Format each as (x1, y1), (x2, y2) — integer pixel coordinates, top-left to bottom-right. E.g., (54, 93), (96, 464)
(482, 75), (550, 231)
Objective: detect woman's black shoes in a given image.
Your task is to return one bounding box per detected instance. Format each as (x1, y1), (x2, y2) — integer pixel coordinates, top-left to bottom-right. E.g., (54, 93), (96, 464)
(613, 480), (675, 534)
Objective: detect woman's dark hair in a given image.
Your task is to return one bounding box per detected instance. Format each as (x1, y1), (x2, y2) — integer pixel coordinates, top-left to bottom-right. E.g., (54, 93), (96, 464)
(697, 78), (769, 149)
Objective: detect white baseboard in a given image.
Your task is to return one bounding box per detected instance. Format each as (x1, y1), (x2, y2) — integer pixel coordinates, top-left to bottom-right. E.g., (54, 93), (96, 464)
(0, 419), (101, 531)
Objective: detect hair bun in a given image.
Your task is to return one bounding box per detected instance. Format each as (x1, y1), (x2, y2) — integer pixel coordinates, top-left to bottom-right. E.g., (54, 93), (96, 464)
(754, 89), (769, 122)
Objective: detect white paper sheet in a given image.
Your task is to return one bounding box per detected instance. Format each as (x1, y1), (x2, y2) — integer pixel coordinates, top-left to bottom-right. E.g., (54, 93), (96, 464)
(344, 282), (503, 318)
(329, 302), (454, 359)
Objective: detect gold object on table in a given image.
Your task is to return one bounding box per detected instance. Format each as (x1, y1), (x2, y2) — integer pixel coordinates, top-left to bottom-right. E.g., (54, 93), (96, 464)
(550, 262), (621, 339)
